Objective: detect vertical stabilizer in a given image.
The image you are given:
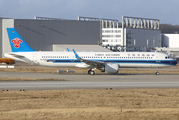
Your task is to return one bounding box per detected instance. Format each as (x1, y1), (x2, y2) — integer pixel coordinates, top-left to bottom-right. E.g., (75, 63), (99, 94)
(6, 28), (34, 52)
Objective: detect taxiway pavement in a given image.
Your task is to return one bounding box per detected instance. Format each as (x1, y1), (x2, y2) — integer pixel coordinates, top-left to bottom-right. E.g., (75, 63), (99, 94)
(0, 71), (179, 90)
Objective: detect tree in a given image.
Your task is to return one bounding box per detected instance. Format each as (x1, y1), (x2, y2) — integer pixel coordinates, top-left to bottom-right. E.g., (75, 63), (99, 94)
(160, 24), (179, 33)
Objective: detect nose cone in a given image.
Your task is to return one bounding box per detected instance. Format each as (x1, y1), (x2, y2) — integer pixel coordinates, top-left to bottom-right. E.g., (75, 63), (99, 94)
(173, 59), (178, 66)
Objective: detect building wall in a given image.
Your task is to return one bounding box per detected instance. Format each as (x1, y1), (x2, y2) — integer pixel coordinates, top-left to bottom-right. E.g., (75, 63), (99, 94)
(13, 19), (100, 51)
(101, 27), (161, 51)
(2, 19), (14, 57)
(126, 29), (161, 48)
(162, 34), (179, 48)
(102, 28), (122, 46)
(0, 19), (2, 57)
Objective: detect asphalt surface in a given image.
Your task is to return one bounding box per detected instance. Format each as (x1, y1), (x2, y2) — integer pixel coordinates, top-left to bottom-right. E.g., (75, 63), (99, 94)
(0, 71), (179, 90)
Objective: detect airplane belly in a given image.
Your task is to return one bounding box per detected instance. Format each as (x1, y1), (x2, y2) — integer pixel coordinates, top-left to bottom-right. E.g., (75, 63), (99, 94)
(119, 63), (174, 68)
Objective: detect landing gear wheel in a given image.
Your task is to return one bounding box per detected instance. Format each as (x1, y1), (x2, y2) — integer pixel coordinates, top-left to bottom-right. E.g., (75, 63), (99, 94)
(88, 70), (91, 74)
(89, 71), (95, 75)
(155, 68), (159, 75)
(155, 72), (159, 75)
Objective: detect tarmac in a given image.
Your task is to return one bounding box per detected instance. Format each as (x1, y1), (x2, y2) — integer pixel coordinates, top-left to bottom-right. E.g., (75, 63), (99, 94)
(0, 71), (179, 90)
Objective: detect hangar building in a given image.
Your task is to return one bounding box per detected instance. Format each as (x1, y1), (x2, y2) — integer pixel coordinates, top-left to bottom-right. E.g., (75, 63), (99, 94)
(79, 16), (161, 52)
(0, 17), (101, 57)
(155, 34), (179, 58)
(0, 16), (162, 58)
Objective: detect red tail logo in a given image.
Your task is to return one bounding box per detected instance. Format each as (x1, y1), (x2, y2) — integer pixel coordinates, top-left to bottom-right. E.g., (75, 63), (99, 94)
(11, 38), (23, 48)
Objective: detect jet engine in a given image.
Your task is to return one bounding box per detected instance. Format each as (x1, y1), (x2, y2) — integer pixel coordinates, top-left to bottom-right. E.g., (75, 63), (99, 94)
(101, 64), (119, 74)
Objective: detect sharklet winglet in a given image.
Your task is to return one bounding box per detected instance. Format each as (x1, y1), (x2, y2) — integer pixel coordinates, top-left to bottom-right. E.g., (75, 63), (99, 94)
(67, 48), (70, 52)
(72, 49), (80, 59)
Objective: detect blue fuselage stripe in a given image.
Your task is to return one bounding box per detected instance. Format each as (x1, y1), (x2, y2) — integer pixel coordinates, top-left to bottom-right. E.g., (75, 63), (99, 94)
(46, 59), (177, 65)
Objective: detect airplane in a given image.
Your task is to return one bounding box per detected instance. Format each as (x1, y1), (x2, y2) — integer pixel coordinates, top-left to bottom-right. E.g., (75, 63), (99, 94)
(4, 28), (177, 75)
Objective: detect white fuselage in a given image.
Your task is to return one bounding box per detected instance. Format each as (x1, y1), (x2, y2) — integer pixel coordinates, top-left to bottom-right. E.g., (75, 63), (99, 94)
(4, 51), (177, 68)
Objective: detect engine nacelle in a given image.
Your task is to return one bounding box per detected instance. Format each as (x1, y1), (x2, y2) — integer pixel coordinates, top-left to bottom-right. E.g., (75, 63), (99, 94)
(101, 64), (119, 74)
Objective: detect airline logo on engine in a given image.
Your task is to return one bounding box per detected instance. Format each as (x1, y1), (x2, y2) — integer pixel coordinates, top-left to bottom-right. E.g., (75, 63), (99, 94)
(11, 38), (23, 48)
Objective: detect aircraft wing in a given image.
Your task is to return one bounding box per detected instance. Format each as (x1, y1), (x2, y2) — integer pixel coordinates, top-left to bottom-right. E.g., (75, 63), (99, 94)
(72, 49), (104, 68)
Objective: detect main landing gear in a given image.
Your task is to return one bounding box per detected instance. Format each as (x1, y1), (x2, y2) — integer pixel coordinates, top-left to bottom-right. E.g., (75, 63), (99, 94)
(155, 68), (160, 75)
(88, 69), (95, 75)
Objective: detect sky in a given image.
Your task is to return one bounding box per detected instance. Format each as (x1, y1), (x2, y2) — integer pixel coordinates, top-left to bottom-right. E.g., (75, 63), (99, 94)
(0, 0), (179, 25)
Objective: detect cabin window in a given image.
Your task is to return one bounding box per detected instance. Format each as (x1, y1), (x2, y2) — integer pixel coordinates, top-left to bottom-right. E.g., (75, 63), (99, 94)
(132, 54), (135, 56)
(147, 54), (150, 56)
(152, 54), (155, 56)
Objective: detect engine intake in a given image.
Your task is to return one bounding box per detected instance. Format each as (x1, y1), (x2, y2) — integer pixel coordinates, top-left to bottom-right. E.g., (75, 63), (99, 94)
(101, 64), (119, 74)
